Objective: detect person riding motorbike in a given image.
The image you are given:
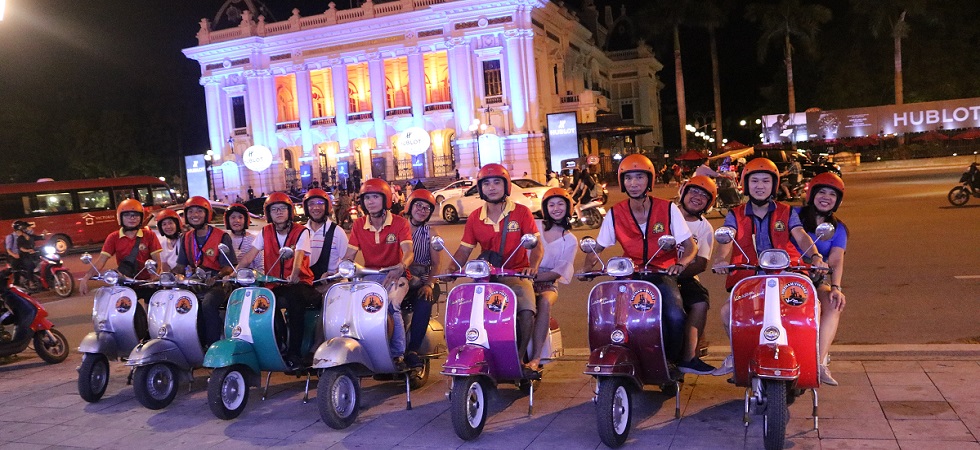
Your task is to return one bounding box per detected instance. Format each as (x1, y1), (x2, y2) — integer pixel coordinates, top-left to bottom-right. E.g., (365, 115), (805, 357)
(711, 157), (829, 375)
(303, 189), (348, 286)
(171, 197), (236, 348)
(341, 179), (414, 371)
(154, 209), (183, 272)
(529, 188), (577, 371)
(580, 154), (707, 373)
(79, 199), (162, 299)
(7, 221), (29, 286)
(401, 188), (442, 369)
(225, 203), (263, 272)
(450, 164), (544, 378)
(779, 154), (804, 200)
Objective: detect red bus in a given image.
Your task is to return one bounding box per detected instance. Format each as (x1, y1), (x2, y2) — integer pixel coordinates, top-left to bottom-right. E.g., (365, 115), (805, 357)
(0, 176), (176, 254)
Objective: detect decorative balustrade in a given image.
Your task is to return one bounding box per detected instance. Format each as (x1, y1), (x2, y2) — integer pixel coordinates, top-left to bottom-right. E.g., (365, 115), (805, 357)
(276, 121), (300, 130)
(311, 117), (337, 127)
(424, 102), (453, 112)
(348, 111), (374, 121)
(486, 95), (504, 105)
(385, 106), (413, 117)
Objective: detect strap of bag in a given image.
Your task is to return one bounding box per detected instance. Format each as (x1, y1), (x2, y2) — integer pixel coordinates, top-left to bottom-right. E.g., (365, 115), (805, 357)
(498, 212), (511, 256)
(124, 235), (142, 267)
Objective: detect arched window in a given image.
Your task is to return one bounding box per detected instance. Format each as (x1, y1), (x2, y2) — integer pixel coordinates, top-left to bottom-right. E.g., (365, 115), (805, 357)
(282, 148), (294, 170)
(277, 87), (295, 122)
(348, 82), (359, 112)
(312, 87), (326, 118)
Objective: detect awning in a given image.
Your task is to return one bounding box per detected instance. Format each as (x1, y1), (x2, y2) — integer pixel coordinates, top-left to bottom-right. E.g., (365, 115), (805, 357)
(709, 146), (755, 162)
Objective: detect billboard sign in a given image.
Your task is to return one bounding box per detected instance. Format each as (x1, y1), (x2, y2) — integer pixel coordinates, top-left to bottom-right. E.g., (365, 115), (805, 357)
(185, 154), (208, 199)
(547, 112), (579, 173)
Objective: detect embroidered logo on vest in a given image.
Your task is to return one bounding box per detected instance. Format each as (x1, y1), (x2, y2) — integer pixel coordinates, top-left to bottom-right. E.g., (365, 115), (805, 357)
(506, 220), (520, 232)
(205, 248), (215, 257)
(385, 233), (397, 244)
(652, 222), (665, 233)
(774, 220), (786, 232)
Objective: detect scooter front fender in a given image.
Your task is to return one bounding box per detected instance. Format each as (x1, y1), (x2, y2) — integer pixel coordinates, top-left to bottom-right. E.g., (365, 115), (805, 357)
(751, 344), (799, 380)
(203, 339), (259, 375)
(585, 345), (641, 380)
(312, 337), (374, 375)
(441, 344), (490, 376)
(125, 339), (190, 370)
(78, 331), (120, 360)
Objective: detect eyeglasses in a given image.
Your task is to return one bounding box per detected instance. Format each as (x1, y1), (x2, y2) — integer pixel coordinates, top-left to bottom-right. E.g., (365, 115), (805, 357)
(307, 200), (327, 207)
(121, 212), (142, 219)
(413, 203), (433, 212)
(687, 189), (710, 199)
(269, 205), (289, 213)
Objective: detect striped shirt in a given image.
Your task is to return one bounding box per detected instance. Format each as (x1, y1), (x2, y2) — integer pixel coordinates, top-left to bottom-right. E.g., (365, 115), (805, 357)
(412, 224), (432, 266)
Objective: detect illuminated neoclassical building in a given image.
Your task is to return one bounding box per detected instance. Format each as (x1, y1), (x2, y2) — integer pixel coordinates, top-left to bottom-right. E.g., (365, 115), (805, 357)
(183, 0), (663, 197)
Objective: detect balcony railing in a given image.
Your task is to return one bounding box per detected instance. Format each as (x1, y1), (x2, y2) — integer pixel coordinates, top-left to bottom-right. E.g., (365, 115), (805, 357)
(385, 106), (413, 117)
(424, 102), (453, 112)
(233, 128), (249, 136)
(559, 95), (579, 104)
(486, 95), (504, 105)
(347, 111), (374, 121)
(276, 121), (300, 130)
(311, 116), (336, 127)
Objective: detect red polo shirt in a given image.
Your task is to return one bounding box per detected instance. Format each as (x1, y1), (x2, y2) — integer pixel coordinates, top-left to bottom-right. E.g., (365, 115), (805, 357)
(100, 227), (162, 280)
(460, 199), (539, 270)
(348, 212), (412, 269)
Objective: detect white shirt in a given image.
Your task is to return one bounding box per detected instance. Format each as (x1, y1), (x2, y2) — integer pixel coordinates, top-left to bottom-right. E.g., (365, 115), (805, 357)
(534, 219), (577, 285)
(252, 225), (311, 256)
(680, 216), (713, 280)
(596, 200), (692, 249)
(305, 219), (349, 273)
(155, 231), (179, 270)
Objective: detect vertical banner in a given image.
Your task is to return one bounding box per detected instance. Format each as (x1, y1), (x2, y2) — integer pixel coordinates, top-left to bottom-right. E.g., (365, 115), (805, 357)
(185, 154), (208, 199)
(300, 164), (312, 188)
(547, 112), (580, 173)
(478, 134), (502, 166)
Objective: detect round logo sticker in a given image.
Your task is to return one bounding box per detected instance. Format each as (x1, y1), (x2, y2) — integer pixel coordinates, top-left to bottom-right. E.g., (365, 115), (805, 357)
(486, 291), (508, 313)
(385, 233), (397, 244)
(631, 289), (656, 312)
(205, 248), (215, 257)
(115, 297), (132, 313)
(175, 296), (193, 314)
(780, 282), (808, 306)
(252, 295), (271, 314)
(362, 293), (384, 313)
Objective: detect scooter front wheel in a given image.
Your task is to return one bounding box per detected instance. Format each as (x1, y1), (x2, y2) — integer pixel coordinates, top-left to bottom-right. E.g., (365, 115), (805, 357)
(762, 380), (788, 450)
(78, 353), (109, 402)
(596, 377), (632, 448)
(208, 365), (250, 420)
(948, 186), (971, 206)
(133, 363), (179, 410)
(34, 329), (69, 364)
(52, 270), (74, 297)
(317, 368), (360, 429)
(450, 376), (489, 441)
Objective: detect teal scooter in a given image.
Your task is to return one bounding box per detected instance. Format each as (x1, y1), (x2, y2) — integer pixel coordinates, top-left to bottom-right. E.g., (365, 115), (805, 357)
(203, 245), (323, 420)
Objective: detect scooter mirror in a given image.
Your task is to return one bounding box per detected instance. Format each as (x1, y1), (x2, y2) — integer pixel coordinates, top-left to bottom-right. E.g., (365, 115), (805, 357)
(218, 243), (230, 254)
(815, 222), (835, 241)
(279, 246), (294, 260)
(430, 236), (446, 252)
(520, 233), (538, 249)
(144, 260), (157, 273)
(579, 237), (597, 253)
(714, 227), (735, 244)
(657, 235), (676, 250)
(80, 253), (93, 264)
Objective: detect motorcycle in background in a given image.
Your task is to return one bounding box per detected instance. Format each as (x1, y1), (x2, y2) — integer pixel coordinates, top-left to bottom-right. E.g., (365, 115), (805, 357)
(0, 261), (69, 363)
(9, 245), (74, 298)
(948, 168), (980, 206)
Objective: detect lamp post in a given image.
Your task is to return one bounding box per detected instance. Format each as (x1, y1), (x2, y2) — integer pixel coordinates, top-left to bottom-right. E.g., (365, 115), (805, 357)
(204, 150), (214, 201)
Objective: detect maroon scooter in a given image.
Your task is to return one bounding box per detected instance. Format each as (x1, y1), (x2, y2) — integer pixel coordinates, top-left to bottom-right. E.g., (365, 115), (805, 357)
(0, 262), (70, 363)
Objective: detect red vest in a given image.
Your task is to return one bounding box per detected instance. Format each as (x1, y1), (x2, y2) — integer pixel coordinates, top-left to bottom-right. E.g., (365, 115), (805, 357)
(611, 196), (677, 270)
(262, 223), (314, 286)
(726, 202), (802, 290)
(182, 226), (226, 272)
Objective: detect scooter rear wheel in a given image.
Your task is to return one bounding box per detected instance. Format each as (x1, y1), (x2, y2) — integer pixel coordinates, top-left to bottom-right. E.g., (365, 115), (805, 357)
(451, 376), (489, 440)
(762, 380), (788, 450)
(317, 368), (360, 429)
(596, 377), (632, 448)
(78, 353), (109, 402)
(208, 365), (250, 420)
(52, 270), (74, 297)
(133, 363), (179, 410)
(33, 329), (69, 364)
(948, 186), (971, 206)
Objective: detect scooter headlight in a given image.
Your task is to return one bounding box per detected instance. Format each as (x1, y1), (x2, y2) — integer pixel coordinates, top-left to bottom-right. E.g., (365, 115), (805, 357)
(464, 260), (491, 279)
(338, 260), (356, 278)
(758, 249), (790, 270)
(465, 328), (480, 342)
(159, 272), (176, 287)
(103, 270), (119, 285)
(235, 269), (256, 285)
(97, 320), (107, 331)
(157, 325), (170, 339)
(763, 326), (780, 342)
(43, 245), (57, 257)
(606, 257), (635, 277)
(610, 329), (627, 344)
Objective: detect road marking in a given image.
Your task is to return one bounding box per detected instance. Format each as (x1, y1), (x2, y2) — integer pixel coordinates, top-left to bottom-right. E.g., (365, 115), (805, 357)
(953, 275), (980, 280)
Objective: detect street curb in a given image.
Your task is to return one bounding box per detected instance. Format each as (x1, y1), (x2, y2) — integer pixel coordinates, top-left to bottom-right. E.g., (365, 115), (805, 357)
(559, 344), (980, 361)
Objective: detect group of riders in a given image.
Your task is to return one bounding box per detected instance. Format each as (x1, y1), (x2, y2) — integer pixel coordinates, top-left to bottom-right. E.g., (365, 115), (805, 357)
(72, 153), (849, 384)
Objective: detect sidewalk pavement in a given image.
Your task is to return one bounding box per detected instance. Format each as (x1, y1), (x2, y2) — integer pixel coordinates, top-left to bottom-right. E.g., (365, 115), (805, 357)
(1, 346), (979, 449)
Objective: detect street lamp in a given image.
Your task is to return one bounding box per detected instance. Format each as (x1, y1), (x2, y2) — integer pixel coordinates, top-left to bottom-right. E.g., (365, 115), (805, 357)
(204, 150), (214, 200)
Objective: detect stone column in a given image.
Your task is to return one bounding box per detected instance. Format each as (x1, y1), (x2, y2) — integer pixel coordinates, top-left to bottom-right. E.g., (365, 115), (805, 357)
(407, 48), (426, 129)
(368, 54), (388, 179)
(295, 67), (314, 159)
(202, 77), (226, 159)
(446, 37), (477, 176)
(330, 60), (351, 151)
(522, 29), (541, 133)
(504, 29), (528, 134)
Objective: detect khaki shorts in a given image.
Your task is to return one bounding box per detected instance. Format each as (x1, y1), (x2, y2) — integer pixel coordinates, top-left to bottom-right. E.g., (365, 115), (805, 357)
(499, 277), (536, 313)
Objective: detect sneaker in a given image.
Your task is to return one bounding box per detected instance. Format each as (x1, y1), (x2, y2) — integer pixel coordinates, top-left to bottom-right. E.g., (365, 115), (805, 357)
(678, 356), (716, 375)
(712, 354), (734, 376)
(392, 357), (408, 372)
(404, 352), (424, 369)
(819, 364), (839, 386)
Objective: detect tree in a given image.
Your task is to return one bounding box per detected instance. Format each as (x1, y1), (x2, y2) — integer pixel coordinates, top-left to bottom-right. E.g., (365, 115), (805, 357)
(850, 0), (930, 105)
(692, 0), (731, 149)
(745, 0), (832, 115)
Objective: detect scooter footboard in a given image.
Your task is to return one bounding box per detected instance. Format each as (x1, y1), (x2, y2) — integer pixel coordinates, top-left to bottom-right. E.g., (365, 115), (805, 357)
(78, 332), (120, 360)
(441, 344), (490, 376)
(203, 339), (260, 376)
(125, 339), (191, 370)
(312, 337), (377, 376)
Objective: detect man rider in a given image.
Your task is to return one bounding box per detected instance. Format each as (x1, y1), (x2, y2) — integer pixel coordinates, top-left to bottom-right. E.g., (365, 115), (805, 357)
(779, 155), (803, 199)
(237, 193), (318, 368)
(303, 189), (349, 285)
(342, 179), (414, 370)
(401, 189), (442, 369)
(80, 199), (162, 300)
(451, 164), (544, 377)
(171, 197), (237, 348)
(581, 154), (709, 373)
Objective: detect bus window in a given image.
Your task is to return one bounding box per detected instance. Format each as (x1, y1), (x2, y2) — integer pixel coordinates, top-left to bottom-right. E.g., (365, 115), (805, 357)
(137, 187), (151, 206)
(78, 189), (111, 211)
(0, 194), (22, 218)
(113, 189), (135, 207)
(35, 192), (74, 214)
(151, 188), (175, 206)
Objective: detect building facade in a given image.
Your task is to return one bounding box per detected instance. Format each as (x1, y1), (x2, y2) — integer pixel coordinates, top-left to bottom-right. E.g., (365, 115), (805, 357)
(183, 0), (663, 198)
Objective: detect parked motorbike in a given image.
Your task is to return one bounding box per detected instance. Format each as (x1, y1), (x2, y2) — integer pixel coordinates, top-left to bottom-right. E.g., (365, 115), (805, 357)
(947, 170), (980, 206)
(313, 260), (446, 429)
(204, 246), (322, 420)
(714, 175), (744, 218)
(10, 245), (74, 298)
(712, 222), (834, 450)
(0, 262), (69, 363)
(125, 262), (210, 409)
(76, 253), (150, 402)
(575, 236), (684, 448)
(776, 177), (809, 203)
(432, 233), (561, 441)
(572, 197), (607, 230)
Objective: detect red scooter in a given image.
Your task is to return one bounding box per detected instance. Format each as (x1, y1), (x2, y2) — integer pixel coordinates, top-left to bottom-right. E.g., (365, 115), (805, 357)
(10, 245), (75, 298)
(713, 222), (834, 450)
(0, 262), (70, 363)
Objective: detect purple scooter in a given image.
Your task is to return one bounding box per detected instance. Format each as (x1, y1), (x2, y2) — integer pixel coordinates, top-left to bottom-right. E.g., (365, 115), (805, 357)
(431, 233), (540, 441)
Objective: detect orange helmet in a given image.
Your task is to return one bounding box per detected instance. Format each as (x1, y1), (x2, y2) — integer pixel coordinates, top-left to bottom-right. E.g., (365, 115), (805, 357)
(264, 192), (294, 221)
(359, 178), (393, 209)
(155, 209), (182, 235)
(679, 175), (718, 215)
(116, 199), (145, 226)
(184, 196), (213, 223)
(303, 188), (332, 217)
(406, 189), (437, 222)
(542, 187), (573, 221)
(224, 203), (251, 230)
(618, 154), (655, 193)
(741, 157), (780, 197)
(806, 172), (845, 212)
(477, 163), (512, 200)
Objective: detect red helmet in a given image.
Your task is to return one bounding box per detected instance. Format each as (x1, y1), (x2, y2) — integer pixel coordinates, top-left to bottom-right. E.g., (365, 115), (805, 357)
(184, 196), (213, 223)
(264, 192), (294, 221)
(224, 203), (251, 230)
(155, 209), (183, 234)
(806, 172), (845, 212)
(679, 175), (718, 215)
(359, 178), (393, 209)
(303, 188), (332, 217)
(476, 163), (512, 200)
(741, 157), (780, 197)
(406, 189), (437, 222)
(542, 187), (573, 220)
(618, 154), (655, 193)
(116, 199), (145, 226)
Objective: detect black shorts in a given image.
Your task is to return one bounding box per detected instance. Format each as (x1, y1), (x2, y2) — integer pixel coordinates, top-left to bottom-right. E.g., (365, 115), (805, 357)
(677, 277), (710, 311)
